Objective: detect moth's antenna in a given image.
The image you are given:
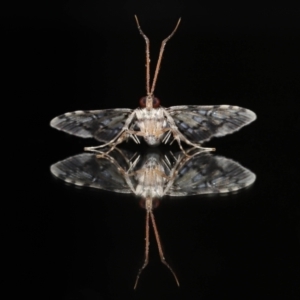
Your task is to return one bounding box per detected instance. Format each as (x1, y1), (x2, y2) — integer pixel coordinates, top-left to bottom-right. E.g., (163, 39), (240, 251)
(150, 209), (180, 287)
(134, 207), (150, 289)
(134, 198), (179, 289)
(134, 15), (151, 95)
(150, 18), (181, 94)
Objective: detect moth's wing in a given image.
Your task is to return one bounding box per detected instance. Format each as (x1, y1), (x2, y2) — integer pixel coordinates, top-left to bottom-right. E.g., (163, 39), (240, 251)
(167, 105), (256, 143)
(50, 152), (132, 193)
(167, 152), (256, 196)
(50, 109), (133, 142)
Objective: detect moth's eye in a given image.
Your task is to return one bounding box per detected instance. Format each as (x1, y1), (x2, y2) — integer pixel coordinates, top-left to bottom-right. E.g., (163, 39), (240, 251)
(139, 96), (160, 108)
(139, 97), (147, 107)
(153, 97), (160, 108)
(152, 198), (160, 209)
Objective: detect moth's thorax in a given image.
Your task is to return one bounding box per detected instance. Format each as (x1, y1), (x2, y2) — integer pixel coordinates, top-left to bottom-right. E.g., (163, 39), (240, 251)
(134, 157), (166, 198)
(136, 107), (168, 146)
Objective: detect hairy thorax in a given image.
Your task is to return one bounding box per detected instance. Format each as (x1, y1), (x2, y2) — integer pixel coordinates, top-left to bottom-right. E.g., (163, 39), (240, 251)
(135, 107), (168, 146)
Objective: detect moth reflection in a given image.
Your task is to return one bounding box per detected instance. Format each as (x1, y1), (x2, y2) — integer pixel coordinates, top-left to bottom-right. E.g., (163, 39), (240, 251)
(50, 148), (256, 288)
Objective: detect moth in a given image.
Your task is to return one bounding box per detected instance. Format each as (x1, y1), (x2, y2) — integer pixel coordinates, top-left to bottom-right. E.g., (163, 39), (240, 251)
(50, 16), (256, 153)
(51, 147), (256, 288)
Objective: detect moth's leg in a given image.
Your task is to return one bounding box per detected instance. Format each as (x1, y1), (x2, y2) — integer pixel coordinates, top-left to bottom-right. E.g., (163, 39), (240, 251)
(176, 134), (215, 152)
(130, 133), (140, 144)
(127, 154), (140, 173)
(94, 151), (128, 176)
(113, 148), (139, 168)
(85, 131), (141, 154)
(162, 109), (216, 152)
(121, 110), (140, 140)
(163, 171), (177, 195)
(84, 132), (123, 152)
(121, 173), (136, 194)
(162, 130), (172, 144)
(84, 134), (126, 154)
(167, 151), (177, 163)
(120, 154), (143, 194)
(162, 154), (172, 171)
(94, 149), (139, 194)
(163, 147), (204, 194)
(127, 153), (140, 172)
(162, 150), (192, 194)
(128, 123), (141, 144)
(163, 132), (192, 156)
(85, 111), (138, 152)
(94, 147), (137, 171)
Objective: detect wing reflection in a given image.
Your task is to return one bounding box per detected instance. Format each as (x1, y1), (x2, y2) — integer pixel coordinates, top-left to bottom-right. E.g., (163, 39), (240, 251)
(50, 148), (255, 288)
(51, 148), (255, 197)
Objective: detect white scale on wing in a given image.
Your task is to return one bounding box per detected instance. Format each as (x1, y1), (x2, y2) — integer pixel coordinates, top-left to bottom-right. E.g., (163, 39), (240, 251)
(50, 16), (256, 153)
(51, 147), (256, 288)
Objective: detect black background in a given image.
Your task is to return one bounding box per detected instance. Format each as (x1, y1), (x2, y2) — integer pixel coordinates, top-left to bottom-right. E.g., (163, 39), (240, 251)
(5, 1), (300, 299)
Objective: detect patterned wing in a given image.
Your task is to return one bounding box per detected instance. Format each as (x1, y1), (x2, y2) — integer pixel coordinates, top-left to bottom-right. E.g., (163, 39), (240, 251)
(167, 151), (256, 196)
(167, 105), (256, 143)
(50, 152), (132, 193)
(50, 109), (133, 142)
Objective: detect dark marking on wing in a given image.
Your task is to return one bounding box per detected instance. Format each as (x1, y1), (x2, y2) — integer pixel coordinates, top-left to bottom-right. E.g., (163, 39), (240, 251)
(50, 109), (133, 142)
(167, 105), (256, 143)
(50, 153), (131, 193)
(168, 151), (256, 196)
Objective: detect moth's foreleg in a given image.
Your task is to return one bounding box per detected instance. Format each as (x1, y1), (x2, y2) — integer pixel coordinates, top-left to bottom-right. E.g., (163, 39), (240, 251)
(174, 131), (216, 152)
(84, 130), (128, 153)
(162, 130), (172, 144)
(129, 133), (140, 144)
(85, 111), (138, 152)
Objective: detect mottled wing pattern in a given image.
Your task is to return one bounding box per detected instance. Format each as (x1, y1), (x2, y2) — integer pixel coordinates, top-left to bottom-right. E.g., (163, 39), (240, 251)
(167, 152), (256, 196)
(167, 105), (256, 143)
(50, 153), (132, 193)
(50, 109), (133, 142)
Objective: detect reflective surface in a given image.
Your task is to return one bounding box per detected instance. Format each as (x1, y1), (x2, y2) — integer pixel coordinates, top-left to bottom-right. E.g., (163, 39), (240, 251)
(8, 3), (300, 299)
(50, 147), (256, 288)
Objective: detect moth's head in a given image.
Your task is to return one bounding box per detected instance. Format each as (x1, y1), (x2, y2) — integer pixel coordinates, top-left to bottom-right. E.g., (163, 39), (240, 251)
(139, 95), (160, 109)
(139, 198), (160, 210)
